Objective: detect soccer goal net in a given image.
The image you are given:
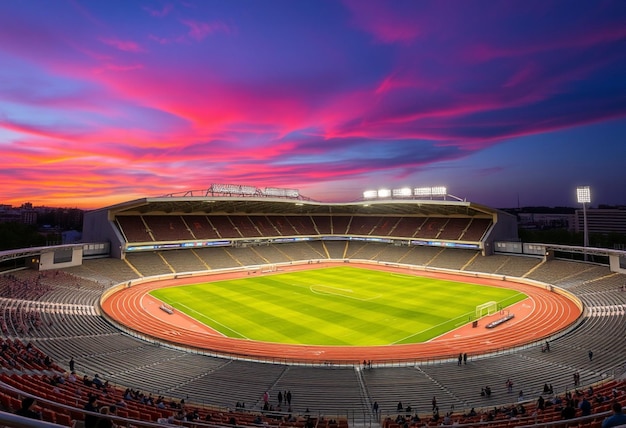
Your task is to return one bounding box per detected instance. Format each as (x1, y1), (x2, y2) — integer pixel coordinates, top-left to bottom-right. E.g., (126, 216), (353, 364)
(262, 264), (277, 273)
(475, 301), (498, 318)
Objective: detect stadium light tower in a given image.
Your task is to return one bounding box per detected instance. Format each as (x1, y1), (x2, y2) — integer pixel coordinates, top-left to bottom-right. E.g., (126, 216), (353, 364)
(576, 186), (591, 261)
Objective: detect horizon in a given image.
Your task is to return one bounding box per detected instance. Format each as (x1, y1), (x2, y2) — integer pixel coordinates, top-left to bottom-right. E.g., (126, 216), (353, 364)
(2, 194), (624, 212)
(1, 1), (625, 210)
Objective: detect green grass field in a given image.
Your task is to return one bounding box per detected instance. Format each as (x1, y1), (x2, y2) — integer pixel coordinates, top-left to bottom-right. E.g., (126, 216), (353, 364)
(150, 266), (526, 346)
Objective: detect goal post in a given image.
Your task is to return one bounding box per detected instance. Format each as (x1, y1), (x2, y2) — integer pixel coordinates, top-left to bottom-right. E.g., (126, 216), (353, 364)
(262, 264), (277, 273)
(475, 301), (498, 319)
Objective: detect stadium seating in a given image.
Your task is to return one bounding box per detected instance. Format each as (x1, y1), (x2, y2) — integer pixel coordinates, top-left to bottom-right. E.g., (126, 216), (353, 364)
(115, 214), (493, 243)
(1, 238), (626, 427)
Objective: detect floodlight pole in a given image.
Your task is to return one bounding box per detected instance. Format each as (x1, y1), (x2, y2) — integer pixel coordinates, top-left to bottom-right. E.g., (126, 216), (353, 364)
(583, 202), (589, 248)
(582, 200), (588, 261)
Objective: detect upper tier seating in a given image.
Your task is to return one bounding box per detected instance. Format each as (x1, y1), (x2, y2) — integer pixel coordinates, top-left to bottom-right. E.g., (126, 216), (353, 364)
(116, 215), (493, 243)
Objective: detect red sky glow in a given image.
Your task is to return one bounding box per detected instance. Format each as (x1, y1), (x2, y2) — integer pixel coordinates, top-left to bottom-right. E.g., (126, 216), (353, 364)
(1, 0), (625, 210)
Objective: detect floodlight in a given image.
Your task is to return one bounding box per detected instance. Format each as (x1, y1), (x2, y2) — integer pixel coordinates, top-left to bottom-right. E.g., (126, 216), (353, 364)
(284, 188), (300, 198)
(213, 183), (251, 194)
(264, 187), (286, 197)
(363, 190), (377, 199)
(576, 186), (591, 204)
(377, 188), (391, 198)
(431, 186), (447, 196)
(212, 183), (231, 193)
(392, 187), (412, 197)
(413, 187), (432, 196)
(240, 185), (257, 195)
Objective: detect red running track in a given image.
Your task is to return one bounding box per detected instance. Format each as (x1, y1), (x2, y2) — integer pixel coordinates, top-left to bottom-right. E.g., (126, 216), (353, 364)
(100, 263), (582, 364)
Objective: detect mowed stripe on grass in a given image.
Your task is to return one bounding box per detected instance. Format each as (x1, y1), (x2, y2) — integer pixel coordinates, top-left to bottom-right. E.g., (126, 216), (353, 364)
(150, 266), (526, 346)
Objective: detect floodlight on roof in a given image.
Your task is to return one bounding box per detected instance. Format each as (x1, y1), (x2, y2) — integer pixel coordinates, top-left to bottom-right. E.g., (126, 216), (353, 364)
(240, 185), (257, 195)
(211, 183), (259, 195)
(363, 190), (378, 199)
(377, 188), (391, 198)
(392, 187), (413, 197)
(263, 187), (300, 198)
(413, 187), (431, 196)
(413, 186), (447, 197)
(431, 186), (447, 196)
(263, 187), (286, 197)
(212, 183), (238, 194)
(576, 186), (591, 204)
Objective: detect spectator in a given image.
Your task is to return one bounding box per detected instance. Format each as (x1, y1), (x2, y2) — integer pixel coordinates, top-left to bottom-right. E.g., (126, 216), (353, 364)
(84, 395), (100, 428)
(93, 374), (103, 389)
(602, 402), (626, 428)
(579, 396), (592, 416)
(561, 400), (576, 420)
(95, 405), (117, 428)
(15, 397), (42, 420)
(537, 395), (545, 411)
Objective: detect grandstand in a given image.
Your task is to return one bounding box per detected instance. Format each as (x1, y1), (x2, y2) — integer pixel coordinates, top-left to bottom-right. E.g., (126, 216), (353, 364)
(80, 185), (515, 260)
(1, 185), (626, 428)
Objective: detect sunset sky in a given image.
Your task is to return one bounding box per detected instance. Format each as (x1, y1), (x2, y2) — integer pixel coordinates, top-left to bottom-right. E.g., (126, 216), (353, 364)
(1, 0), (625, 210)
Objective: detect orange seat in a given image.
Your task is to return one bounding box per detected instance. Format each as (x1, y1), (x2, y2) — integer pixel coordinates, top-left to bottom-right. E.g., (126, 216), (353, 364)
(41, 408), (56, 423)
(55, 413), (73, 427)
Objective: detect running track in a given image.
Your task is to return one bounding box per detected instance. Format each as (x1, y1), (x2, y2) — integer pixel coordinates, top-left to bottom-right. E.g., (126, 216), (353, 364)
(100, 263), (582, 364)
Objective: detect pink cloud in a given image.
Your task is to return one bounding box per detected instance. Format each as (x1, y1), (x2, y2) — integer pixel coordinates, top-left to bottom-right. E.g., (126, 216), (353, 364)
(95, 63), (144, 73)
(0, 119), (77, 142)
(143, 4), (173, 18)
(148, 34), (171, 45)
(181, 19), (233, 41)
(464, 23), (626, 63)
(343, 0), (424, 44)
(98, 37), (145, 53)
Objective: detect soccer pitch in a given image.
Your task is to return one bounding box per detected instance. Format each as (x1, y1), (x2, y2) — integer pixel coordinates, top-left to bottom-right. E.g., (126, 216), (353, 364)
(150, 266), (526, 346)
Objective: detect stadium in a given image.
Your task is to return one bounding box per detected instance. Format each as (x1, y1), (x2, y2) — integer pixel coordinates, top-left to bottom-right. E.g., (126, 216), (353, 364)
(1, 184), (625, 428)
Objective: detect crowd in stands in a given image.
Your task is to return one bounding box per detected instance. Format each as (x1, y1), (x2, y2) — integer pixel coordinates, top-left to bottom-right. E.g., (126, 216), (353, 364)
(383, 380), (626, 428)
(0, 338), (62, 372)
(0, 272), (51, 300)
(1, 341), (345, 428)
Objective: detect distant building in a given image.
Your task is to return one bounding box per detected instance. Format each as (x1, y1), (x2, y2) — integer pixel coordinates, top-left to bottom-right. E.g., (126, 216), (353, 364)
(0, 204), (22, 223)
(517, 212), (574, 230)
(0, 203), (83, 229)
(574, 208), (626, 235)
(21, 208), (37, 225)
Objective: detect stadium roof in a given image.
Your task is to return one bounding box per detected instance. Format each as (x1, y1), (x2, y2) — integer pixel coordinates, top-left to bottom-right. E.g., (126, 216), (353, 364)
(98, 196), (498, 217)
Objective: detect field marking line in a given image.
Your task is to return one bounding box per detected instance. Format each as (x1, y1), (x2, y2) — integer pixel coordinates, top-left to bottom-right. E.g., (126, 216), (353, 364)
(309, 284), (381, 301)
(391, 294), (527, 344)
(391, 310), (476, 344)
(174, 302), (248, 339)
(390, 273), (418, 278)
